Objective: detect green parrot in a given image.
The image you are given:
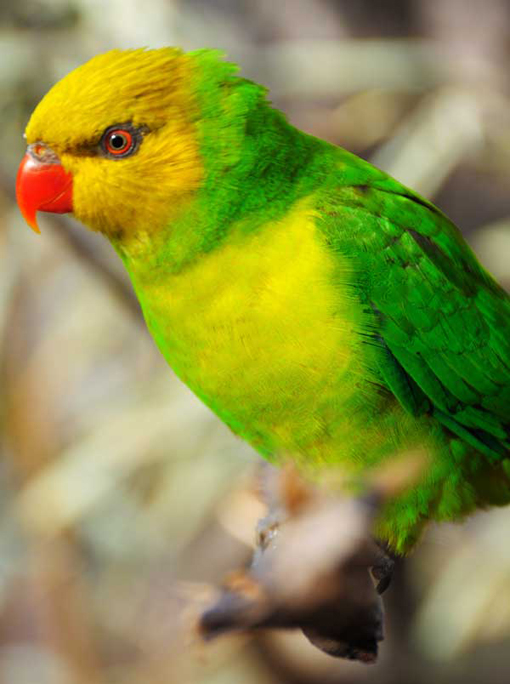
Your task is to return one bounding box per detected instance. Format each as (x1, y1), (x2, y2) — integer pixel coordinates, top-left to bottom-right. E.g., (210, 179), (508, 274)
(16, 48), (510, 555)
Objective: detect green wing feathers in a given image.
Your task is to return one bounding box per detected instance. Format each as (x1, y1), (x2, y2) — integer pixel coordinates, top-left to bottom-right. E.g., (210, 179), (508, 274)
(318, 154), (510, 461)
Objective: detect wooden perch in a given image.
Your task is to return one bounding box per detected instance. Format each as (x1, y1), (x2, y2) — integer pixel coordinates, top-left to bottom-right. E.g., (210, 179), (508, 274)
(198, 463), (410, 663)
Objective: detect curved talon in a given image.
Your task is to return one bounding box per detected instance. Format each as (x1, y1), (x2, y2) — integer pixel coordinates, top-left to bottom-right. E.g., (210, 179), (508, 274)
(371, 554), (396, 595)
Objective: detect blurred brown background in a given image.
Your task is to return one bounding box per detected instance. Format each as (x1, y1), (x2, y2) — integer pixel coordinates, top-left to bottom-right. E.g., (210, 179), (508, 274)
(2, 0), (510, 682)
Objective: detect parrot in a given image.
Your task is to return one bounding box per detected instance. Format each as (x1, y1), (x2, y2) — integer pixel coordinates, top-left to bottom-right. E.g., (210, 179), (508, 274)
(15, 48), (510, 556)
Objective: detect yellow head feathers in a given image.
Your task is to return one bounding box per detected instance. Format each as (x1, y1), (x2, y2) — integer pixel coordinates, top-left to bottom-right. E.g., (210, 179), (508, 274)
(26, 48), (195, 150)
(25, 48), (204, 241)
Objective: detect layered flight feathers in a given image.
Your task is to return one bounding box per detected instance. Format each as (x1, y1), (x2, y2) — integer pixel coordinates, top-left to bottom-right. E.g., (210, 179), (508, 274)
(318, 158), (510, 461)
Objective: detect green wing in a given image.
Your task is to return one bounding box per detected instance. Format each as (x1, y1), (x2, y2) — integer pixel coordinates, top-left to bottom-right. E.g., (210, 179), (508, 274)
(318, 150), (510, 461)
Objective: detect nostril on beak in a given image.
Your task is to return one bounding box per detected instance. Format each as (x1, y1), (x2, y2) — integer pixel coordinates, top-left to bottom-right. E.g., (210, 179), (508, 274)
(27, 142), (61, 165)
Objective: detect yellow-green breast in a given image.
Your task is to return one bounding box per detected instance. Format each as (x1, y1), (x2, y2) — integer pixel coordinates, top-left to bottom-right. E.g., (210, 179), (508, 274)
(118, 195), (494, 553)
(126, 197), (433, 471)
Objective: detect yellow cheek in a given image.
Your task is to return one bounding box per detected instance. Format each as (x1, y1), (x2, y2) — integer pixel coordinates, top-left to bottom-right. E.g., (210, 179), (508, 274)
(63, 120), (203, 238)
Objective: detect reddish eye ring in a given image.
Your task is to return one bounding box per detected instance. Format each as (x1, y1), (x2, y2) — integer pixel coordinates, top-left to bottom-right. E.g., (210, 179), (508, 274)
(100, 125), (141, 159)
(105, 129), (132, 155)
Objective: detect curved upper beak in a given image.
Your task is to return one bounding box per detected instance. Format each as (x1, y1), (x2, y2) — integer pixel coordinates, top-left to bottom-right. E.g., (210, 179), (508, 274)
(16, 143), (73, 233)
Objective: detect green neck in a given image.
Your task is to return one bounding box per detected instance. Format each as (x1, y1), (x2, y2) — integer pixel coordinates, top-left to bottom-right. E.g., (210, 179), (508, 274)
(114, 58), (330, 275)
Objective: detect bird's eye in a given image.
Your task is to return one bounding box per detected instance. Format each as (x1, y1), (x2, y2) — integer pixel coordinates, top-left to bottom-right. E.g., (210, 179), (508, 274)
(100, 125), (140, 159)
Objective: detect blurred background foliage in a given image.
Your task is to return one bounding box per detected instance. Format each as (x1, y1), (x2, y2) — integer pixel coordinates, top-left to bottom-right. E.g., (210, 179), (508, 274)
(1, 0), (510, 682)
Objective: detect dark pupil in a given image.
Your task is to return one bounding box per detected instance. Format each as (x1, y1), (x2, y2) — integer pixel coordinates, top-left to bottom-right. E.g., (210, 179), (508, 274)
(110, 134), (126, 149)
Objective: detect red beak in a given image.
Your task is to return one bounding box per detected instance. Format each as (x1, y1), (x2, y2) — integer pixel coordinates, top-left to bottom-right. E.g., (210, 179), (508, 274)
(16, 143), (73, 233)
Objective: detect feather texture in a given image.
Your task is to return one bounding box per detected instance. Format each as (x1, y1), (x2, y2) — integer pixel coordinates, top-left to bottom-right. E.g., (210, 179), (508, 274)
(23, 48), (510, 553)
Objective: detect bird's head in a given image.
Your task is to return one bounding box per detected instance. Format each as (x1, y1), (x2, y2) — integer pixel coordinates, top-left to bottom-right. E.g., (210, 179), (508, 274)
(16, 48), (254, 248)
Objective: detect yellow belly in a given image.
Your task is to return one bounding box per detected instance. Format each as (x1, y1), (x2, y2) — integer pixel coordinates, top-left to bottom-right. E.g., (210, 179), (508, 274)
(130, 197), (374, 458)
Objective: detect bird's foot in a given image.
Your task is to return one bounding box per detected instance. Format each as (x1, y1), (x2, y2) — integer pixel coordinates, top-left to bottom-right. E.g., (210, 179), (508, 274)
(371, 549), (396, 595)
